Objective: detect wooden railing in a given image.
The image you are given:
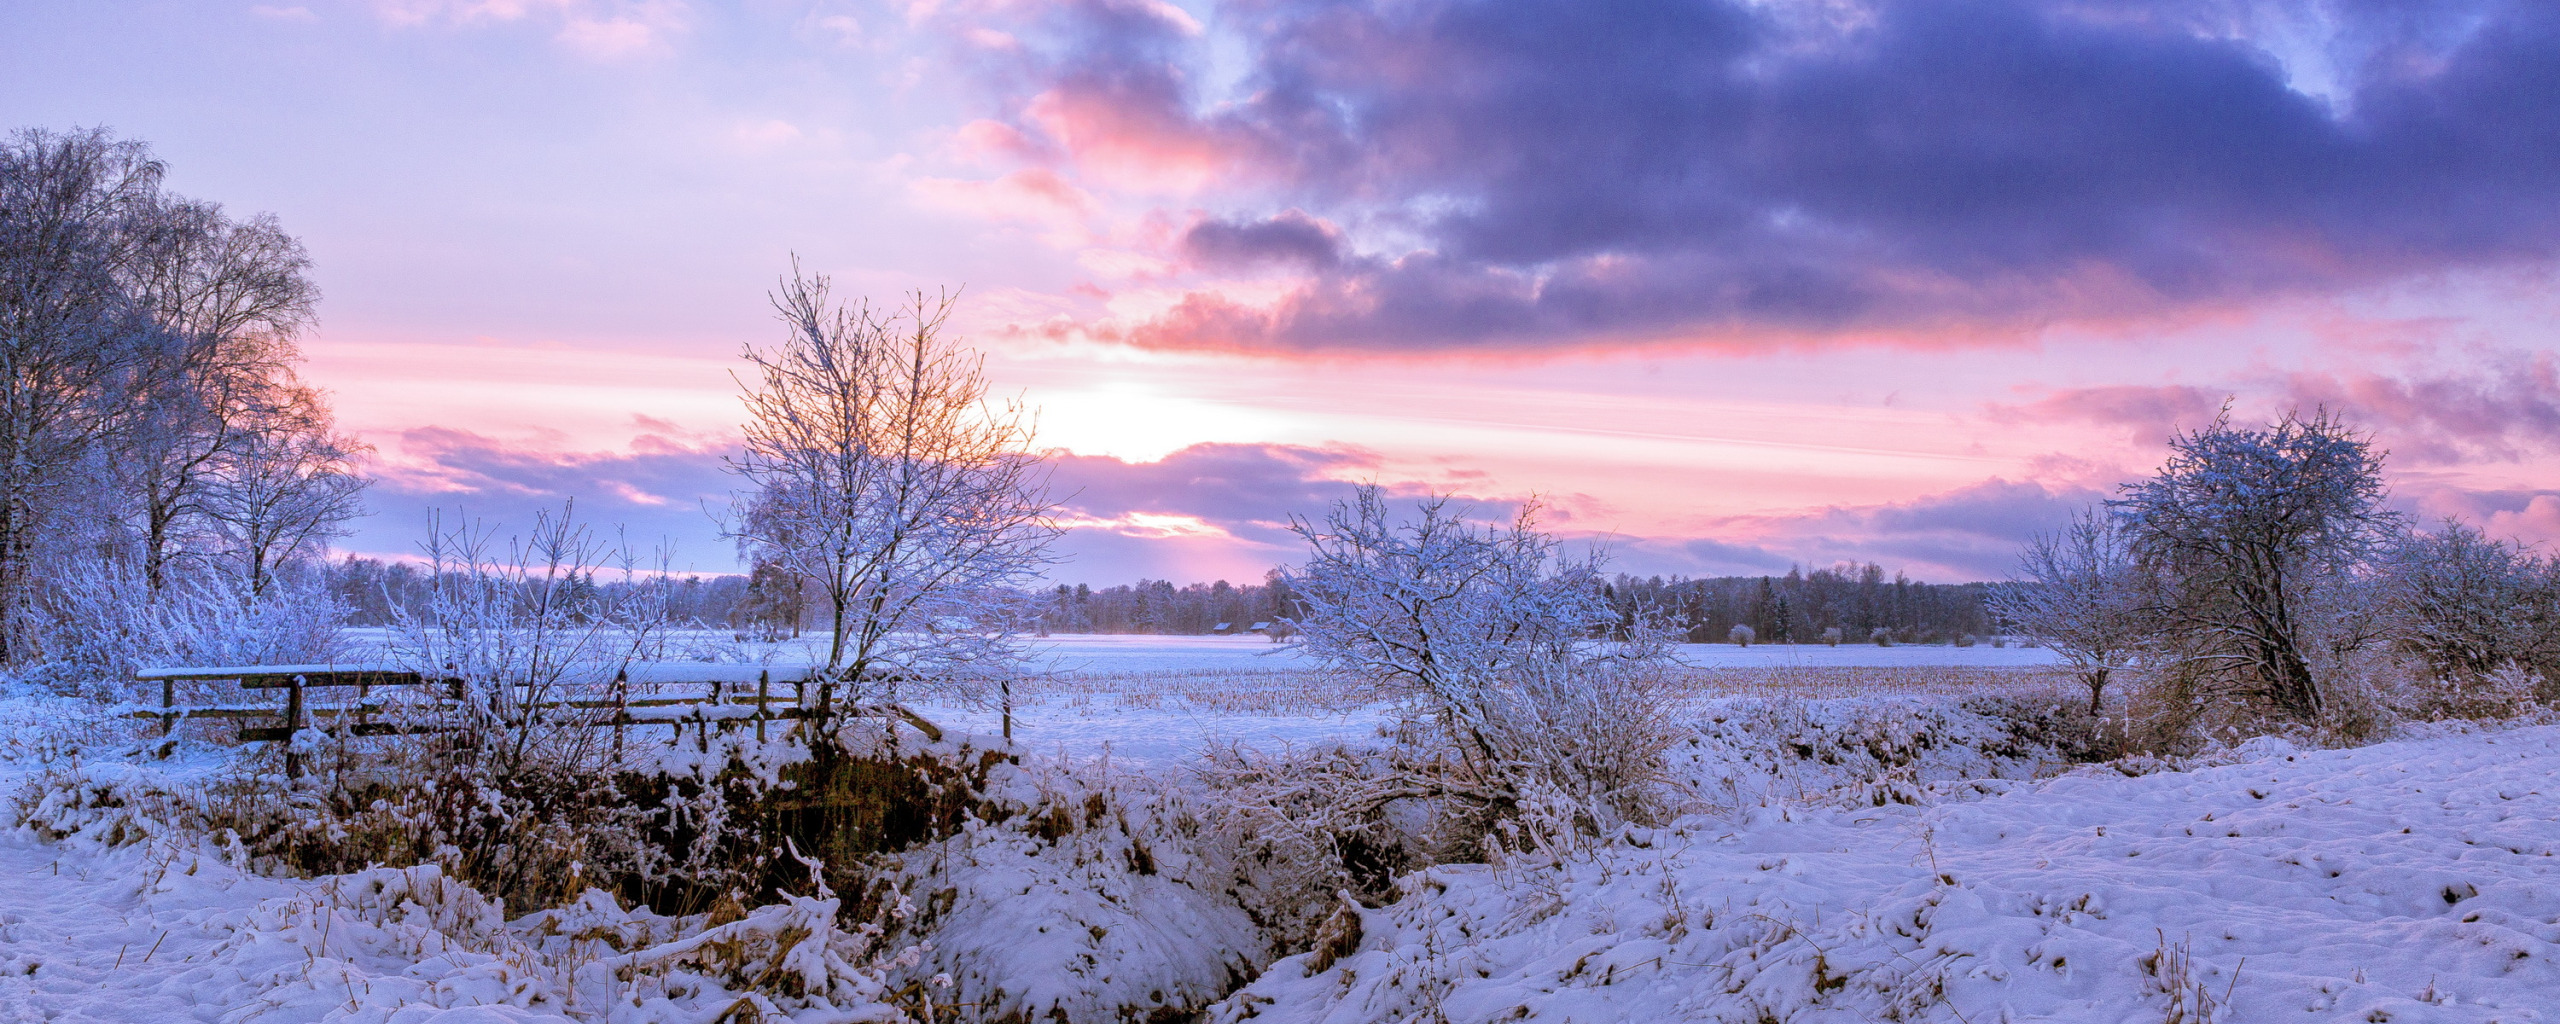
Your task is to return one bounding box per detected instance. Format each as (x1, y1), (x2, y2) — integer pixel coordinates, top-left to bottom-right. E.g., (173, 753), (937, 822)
(131, 662), (941, 778)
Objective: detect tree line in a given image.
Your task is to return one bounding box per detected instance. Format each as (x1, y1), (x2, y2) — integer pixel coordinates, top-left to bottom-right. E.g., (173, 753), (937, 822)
(1604, 566), (1993, 645)
(321, 558), (1995, 646)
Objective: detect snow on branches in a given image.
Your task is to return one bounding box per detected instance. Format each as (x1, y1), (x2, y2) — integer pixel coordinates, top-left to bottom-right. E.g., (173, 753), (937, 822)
(1282, 486), (1676, 840)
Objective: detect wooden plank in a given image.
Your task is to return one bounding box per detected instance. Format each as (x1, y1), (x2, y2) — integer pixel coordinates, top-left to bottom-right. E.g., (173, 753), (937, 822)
(283, 676), (305, 779)
(239, 669), (433, 690)
(235, 706), (829, 743)
(240, 721), (459, 742)
(138, 663), (405, 681)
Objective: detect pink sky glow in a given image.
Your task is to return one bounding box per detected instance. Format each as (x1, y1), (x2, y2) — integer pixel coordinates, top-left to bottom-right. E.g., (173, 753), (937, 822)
(10, 1), (2560, 583)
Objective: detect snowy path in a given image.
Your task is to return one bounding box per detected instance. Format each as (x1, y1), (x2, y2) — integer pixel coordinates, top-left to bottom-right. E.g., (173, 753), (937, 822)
(0, 824), (283, 1023)
(0, 816), (575, 1024)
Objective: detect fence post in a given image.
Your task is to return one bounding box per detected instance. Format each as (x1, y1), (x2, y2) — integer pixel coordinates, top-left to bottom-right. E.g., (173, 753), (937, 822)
(160, 678), (175, 737)
(756, 670), (770, 743)
(612, 667), (628, 757)
(284, 673), (307, 781)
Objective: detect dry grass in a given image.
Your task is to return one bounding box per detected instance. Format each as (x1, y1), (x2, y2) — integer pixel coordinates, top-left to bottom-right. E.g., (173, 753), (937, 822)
(1657, 665), (2078, 704)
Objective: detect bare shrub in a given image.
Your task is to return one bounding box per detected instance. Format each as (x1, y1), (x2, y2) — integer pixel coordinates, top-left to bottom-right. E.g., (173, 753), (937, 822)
(288, 503), (698, 908)
(1986, 509), (2150, 716)
(1284, 487), (1678, 844)
(2382, 519), (2560, 703)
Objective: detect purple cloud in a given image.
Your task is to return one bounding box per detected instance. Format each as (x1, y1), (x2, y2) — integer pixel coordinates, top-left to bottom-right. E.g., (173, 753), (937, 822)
(989, 0), (2560, 351)
(349, 427), (740, 570)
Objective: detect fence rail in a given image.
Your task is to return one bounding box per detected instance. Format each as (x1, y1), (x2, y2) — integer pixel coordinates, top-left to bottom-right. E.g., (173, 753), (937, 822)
(132, 662), (942, 777)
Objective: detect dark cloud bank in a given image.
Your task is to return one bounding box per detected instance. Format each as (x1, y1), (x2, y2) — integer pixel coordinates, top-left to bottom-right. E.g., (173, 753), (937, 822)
(1000, 0), (2560, 351)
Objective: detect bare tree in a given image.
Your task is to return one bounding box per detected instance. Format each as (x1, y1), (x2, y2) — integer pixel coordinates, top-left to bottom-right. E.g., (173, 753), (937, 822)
(1990, 508), (2147, 715)
(2112, 408), (2399, 721)
(198, 388), (368, 596)
(727, 264), (1059, 731)
(117, 198), (320, 589)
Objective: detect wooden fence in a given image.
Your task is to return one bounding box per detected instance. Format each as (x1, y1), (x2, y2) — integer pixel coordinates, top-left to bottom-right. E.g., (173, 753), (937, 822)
(130, 662), (939, 778)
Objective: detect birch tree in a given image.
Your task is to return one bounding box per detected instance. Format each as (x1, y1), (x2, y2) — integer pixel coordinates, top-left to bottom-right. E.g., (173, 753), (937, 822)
(0, 129), (164, 660)
(118, 199), (319, 588)
(728, 265), (1059, 729)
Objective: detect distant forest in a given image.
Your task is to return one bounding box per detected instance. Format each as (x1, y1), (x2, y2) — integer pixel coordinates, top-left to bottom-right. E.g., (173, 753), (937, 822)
(328, 558), (1994, 644)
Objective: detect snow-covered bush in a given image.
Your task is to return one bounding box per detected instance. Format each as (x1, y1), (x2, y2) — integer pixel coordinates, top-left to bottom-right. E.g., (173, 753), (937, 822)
(27, 554), (345, 698)
(1727, 623), (1755, 647)
(291, 504), (709, 909)
(2381, 519), (2560, 704)
(881, 761), (1268, 1023)
(1285, 487), (1679, 839)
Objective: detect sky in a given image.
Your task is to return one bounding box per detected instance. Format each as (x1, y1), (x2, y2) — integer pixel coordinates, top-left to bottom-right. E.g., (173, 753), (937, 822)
(6, 0), (2559, 584)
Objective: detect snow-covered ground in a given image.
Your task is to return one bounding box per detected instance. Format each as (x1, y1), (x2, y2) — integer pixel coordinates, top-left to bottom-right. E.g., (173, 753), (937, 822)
(1213, 723), (2560, 1024)
(914, 636), (2064, 762)
(5, 677), (2557, 1022)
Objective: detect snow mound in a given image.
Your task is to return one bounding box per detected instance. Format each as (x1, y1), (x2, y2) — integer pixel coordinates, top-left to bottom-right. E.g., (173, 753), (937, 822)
(885, 762), (1271, 1023)
(1209, 724), (2560, 1023)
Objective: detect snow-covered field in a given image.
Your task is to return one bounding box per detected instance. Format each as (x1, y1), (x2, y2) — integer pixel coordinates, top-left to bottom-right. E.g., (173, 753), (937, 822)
(915, 636), (2067, 762)
(1020, 635), (2063, 674)
(4, 686), (2557, 1022)
(11, 654), (2554, 1024)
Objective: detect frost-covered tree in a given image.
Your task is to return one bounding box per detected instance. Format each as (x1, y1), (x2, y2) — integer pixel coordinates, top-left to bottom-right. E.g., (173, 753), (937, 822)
(1991, 509), (2147, 715)
(727, 265), (1059, 727)
(2382, 519), (2560, 688)
(197, 391), (366, 596)
(1, 127), (358, 665)
(0, 129), (163, 660)
(2112, 408), (2398, 721)
(1285, 487), (1672, 831)
(118, 194), (324, 590)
